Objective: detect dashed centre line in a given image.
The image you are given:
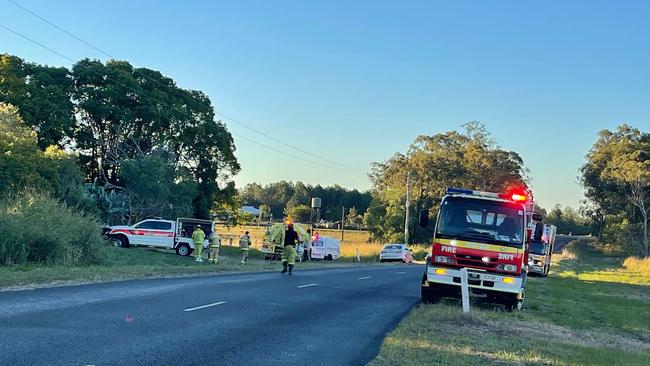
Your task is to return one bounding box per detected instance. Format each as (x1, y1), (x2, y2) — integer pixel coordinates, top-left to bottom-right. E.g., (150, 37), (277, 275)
(396, 271), (406, 275)
(357, 276), (372, 280)
(297, 283), (318, 288)
(184, 301), (227, 312)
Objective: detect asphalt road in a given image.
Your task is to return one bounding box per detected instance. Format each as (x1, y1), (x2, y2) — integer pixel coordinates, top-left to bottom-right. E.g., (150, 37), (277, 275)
(0, 264), (423, 366)
(553, 235), (582, 253)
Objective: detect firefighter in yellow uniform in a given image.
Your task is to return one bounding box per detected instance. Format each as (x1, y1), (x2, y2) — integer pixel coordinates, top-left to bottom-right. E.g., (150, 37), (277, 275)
(192, 225), (205, 263)
(281, 223), (299, 275)
(208, 231), (221, 263)
(239, 231), (251, 264)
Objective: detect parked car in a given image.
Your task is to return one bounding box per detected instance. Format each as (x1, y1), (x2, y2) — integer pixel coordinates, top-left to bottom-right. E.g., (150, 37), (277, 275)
(310, 237), (340, 261)
(379, 243), (413, 263)
(105, 218), (213, 256)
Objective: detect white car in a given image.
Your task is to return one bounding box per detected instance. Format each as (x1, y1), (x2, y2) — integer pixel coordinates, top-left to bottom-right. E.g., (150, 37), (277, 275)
(379, 243), (413, 263)
(106, 218), (212, 256)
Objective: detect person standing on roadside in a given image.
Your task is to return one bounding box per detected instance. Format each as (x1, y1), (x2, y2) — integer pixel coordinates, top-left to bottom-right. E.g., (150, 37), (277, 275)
(239, 231), (251, 264)
(281, 223), (299, 275)
(192, 225), (205, 263)
(208, 231), (221, 264)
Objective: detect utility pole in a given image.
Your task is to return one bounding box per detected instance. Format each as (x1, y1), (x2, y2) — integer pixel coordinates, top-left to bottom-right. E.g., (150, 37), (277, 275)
(404, 171), (410, 245)
(341, 206), (345, 242)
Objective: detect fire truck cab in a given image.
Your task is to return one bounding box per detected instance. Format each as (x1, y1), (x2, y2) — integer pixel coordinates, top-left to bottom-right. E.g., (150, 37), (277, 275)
(419, 188), (531, 310)
(528, 224), (557, 276)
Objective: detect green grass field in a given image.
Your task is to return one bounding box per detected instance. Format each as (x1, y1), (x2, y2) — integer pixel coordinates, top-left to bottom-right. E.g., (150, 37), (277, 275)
(370, 240), (650, 366)
(0, 244), (372, 290)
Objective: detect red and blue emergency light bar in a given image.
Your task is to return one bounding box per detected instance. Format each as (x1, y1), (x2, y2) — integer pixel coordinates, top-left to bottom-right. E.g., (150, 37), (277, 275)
(445, 187), (528, 203)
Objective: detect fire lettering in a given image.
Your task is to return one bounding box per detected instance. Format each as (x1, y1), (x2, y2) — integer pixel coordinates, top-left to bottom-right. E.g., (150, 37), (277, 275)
(441, 246), (456, 254)
(498, 253), (514, 261)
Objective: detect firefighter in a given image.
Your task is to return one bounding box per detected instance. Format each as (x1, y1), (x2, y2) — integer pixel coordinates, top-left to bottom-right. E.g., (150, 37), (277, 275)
(208, 231), (221, 263)
(239, 231), (251, 264)
(281, 223), (299, 275)
(192, 225), (205, 263)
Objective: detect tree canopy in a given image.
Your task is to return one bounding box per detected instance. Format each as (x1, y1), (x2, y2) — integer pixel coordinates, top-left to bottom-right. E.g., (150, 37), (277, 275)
(581, 124), (650, 256)
(239, 181), (372, 222)
(0, 54), (240, 221)
(366, 122), (529, 243)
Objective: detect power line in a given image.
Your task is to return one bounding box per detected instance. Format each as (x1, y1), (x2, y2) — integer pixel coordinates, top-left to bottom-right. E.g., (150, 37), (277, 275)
(4, 0), (367, 174)
(0, 20), (367, 175)
(6, 0), (115, 60)
(233, 133), (365, 175)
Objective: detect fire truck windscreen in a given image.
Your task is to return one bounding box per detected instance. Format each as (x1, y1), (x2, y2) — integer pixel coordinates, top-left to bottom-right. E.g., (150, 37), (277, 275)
(436, 196), (525, 248)
(529, 241), (547, 255)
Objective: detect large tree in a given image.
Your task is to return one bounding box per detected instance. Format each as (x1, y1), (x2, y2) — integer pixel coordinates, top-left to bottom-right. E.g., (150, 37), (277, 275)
(582, 125), (650, 256)
(366, 122), (528, 243)
(0, 54), (75, 149)
(71, 58), (239, 219)
(1, 54), (240, 221)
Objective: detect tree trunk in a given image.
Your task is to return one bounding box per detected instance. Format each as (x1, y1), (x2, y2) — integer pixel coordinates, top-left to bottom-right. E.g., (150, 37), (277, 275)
(642, 211), (650, 257)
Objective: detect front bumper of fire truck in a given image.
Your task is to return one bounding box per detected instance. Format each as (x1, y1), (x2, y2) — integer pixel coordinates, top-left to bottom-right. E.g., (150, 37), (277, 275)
(528, 254), (546, 274)
(425, 265), (524, 294)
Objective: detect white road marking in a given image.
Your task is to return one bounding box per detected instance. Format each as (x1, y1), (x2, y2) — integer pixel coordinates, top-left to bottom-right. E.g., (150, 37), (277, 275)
(396, 271), (406, 275)
(297, 283), (318, 288)
(357, 276), (372, 280)
(184, 301), (227, 312)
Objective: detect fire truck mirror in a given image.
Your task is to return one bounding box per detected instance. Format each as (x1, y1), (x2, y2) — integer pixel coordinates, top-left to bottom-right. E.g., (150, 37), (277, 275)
(534, 222), (544, 241)
(532, 213), (543, 222)
(419, 209), (429, 227)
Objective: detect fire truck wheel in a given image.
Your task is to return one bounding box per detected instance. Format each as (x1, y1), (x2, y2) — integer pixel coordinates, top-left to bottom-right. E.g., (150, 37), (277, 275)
(113, 235), (130, 248)
(505, 297), (524, 311)
(176, 244), (192, 257)
(421, 274), (441, 304)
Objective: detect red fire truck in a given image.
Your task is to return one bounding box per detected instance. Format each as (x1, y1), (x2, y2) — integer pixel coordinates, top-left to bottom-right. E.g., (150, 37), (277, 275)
(419, 187), (533, 310)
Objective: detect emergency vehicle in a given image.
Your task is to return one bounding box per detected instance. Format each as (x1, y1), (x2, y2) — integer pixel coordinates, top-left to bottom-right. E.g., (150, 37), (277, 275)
(106, 218), (213, 256)
(528, 224), (557, 276)
(310, 236), (341, 261)
(261, 222), (309, 260)
(419, 188), (532, 310)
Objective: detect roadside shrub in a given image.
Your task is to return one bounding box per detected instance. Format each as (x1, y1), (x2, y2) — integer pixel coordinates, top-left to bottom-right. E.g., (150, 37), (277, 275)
(0, 191), (107, 265)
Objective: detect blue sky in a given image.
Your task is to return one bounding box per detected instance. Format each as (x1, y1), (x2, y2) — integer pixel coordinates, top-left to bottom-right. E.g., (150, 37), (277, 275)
(2, 0), (649, 210)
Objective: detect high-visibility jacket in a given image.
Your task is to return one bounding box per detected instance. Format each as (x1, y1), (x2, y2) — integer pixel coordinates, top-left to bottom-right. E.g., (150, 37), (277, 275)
(209, 233), (221, 248)
(192, 228), (205, 246)
(239, 235), (251, 249)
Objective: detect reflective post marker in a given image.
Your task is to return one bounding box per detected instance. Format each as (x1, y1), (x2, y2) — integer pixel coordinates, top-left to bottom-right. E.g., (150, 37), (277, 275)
(460, 268), (470, 313)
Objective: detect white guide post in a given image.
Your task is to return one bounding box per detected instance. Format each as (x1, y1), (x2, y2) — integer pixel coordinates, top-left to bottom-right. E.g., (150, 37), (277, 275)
(460, 267), (471, 313)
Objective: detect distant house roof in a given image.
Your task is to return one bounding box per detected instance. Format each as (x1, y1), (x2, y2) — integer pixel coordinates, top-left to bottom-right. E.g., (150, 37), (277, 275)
(241, 206), (261, 215)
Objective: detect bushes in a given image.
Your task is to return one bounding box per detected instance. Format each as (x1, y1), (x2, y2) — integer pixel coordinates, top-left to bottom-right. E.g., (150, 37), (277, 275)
(0, 192), (107, 265)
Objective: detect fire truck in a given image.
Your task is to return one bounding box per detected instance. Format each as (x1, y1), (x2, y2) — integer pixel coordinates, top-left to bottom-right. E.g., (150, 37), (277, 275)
(419, 187), (535, 310)
(528, 223), (557, 276)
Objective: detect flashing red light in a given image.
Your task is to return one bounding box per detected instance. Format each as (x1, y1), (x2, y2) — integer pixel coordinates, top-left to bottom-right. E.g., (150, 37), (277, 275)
(511, 194), (527, 202)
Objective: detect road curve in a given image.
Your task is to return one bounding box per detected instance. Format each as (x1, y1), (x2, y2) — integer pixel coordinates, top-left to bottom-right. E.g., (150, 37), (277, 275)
(0, 264), (422, 366)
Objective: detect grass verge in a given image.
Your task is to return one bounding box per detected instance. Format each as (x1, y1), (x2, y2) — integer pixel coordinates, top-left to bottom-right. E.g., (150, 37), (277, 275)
(370, 240), (650, 366)
(0, 244), (371, 290)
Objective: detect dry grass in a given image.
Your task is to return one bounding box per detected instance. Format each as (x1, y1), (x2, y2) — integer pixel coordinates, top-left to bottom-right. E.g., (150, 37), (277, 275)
(623, 256), (650, 275)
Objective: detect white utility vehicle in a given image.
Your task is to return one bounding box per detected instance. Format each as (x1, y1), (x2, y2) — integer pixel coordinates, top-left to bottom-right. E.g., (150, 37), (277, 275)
(310, 237), (341, 261)
(106, 218), (213, 256)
